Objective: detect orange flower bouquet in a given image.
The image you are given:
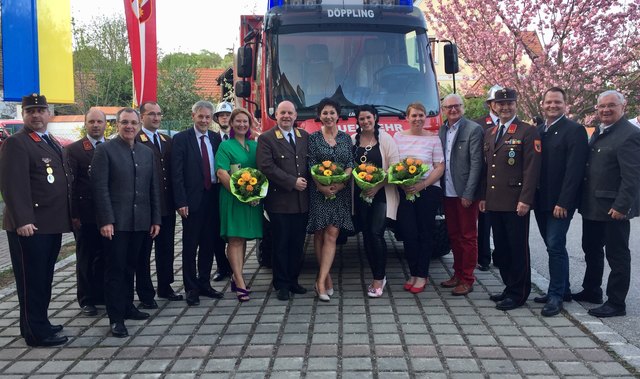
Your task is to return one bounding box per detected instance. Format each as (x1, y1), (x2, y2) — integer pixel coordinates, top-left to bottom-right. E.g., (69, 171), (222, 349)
(352, 162), (386, 204)
(230, 168), (269, 204)
(310, 160), (350, 200)
(387, 157), (430, 202)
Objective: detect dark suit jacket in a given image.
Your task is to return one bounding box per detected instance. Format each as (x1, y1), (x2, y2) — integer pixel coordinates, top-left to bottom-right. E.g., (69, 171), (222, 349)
(137, 130), (174, 217)
(172, 127), (222, 210)
(482, 118), (541, 211)
(91, 136), (161, 231)
(256, 127), (310, 214)
(66, 137), (99, 223)
(534, 116), (589, 212)
(438, 117), (484, 200)
(579, 117), (640, 221)
(0, 128), (72, 233)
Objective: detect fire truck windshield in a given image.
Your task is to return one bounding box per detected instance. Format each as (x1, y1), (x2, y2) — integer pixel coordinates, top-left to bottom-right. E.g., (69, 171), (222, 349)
(270, 29), (439, 119)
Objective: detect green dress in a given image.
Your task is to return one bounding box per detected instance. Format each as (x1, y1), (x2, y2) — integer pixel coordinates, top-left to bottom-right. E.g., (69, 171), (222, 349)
(214, 139), (263, 240)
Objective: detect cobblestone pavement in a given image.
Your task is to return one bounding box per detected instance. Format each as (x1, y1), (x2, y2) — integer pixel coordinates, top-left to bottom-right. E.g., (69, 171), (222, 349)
(0, 229), (638, 378)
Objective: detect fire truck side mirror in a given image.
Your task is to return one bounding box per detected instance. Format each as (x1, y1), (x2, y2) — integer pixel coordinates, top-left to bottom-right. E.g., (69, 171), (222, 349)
(235, 81), (251, 98)
(444, 44), (459, 74)
(237, 46), (253, 78)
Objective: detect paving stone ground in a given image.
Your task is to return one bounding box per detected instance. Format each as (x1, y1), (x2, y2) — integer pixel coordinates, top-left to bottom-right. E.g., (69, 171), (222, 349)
(0, 226), (637, 378)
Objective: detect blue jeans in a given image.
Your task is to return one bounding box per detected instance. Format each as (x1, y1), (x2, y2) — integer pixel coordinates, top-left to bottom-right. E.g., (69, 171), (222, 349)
(534, 210), (573, 300)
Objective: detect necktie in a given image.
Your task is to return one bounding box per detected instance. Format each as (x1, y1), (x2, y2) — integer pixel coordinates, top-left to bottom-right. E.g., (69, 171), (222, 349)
(153, 133), (162, 152)
(223, 134), (229, 141)
(200, 135), (212, 190)
(95, 141), (102, 146)
(42, 134), (62, 156)
(495, 124), (506, 143)
(288, 132), (296, 149)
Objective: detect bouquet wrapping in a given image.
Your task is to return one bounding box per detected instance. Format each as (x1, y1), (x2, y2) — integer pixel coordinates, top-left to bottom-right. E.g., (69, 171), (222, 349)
(310, 160), (350, 200)
(387, 157), (430, 202)
(230, 168), (269, 204)
(352, 162), (386, 204)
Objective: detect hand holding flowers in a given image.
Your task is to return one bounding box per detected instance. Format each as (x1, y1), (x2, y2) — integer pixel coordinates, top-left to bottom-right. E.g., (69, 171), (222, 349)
(387, 157), (430, 202)
(310, 160), (350, 200)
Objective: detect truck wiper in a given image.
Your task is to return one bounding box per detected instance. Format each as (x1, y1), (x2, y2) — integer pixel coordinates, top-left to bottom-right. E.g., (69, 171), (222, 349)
(372, 105), (406, 119)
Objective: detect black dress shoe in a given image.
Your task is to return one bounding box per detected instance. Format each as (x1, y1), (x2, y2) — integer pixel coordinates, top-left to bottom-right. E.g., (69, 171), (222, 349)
(489, 292), (507, 302)
(572, 290), (603, 304)
(110, 322), (128, 338)
(138, 300), (158, 309)
(290, 284), (308, 295)
(533, 293), (572, 304)
(212, 271), (231, 282)
(477, 264), (490, 272)
(200, 286), (224, 299)
(277, 288), (290, 301)
(81, 305), (98, 316)
(588, 302), (626, 318)
(186, 291), (200, 306)
(541, 298), (563, 317)
(50, 324), (63, 333)
(26, 335), (68, 347)
(157, 288), (183, 301)
(125, 309), (150, 320)
(495, 298), (522, 311)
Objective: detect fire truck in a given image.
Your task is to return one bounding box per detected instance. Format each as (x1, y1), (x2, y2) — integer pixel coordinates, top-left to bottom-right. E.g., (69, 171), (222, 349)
(235, 0), (459, 260)
(234, 0), (459, 135)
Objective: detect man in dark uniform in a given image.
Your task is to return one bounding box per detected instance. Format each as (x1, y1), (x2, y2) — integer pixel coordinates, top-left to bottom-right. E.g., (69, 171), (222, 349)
(474, 85), (502, 271)
(0, 94), (71, 347)
(92, 108), (161, 337)
(576, 90), (640, 317)
(480, 88), (541, 311)
(257, 100), (310, 301)
(533, 87), (588, 317)
(135, 101), (183, 309)
(66, 108), (107, 317)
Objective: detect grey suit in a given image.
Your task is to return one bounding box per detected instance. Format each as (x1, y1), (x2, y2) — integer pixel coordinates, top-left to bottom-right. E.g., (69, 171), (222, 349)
(439, 117), (484, 200)
(91, 136), (160, 324)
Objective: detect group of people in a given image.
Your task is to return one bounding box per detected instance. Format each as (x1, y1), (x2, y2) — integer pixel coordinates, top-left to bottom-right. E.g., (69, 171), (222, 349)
(0, 86), (638, 347)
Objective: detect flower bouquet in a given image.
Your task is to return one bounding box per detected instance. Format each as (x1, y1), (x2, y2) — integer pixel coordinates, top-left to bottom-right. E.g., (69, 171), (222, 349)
(352, 162), (386, 204)
(387, 157), (430, 202)
(230, 167), (269, 205)
(310, 160), (350, 200)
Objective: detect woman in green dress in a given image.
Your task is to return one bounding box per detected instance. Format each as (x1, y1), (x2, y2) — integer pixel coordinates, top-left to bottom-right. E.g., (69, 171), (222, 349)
(215, 108), (262, 302)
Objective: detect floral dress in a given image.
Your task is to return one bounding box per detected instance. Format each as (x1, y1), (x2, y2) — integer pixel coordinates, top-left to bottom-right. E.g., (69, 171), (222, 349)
(307, 130), (354, 233)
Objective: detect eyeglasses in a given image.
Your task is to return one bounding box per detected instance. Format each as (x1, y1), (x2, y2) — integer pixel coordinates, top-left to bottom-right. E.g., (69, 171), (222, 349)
(596, 103), (622, 110)
(118, 120), (140, 126)
(145, 112), (163, 117)
(442, 104), (463, 110)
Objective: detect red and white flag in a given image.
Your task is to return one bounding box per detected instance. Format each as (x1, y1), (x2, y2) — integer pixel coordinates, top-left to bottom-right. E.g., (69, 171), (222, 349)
(123, 0), (157, 106)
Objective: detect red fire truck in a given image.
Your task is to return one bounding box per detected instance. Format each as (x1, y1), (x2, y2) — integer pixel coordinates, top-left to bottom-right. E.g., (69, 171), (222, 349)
(235, 0), (458, 135)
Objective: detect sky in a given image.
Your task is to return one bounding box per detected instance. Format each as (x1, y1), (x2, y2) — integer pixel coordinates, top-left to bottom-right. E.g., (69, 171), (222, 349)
(71, 0), (267, 56)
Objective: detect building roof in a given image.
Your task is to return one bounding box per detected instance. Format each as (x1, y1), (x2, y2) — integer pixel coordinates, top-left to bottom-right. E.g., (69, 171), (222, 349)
(195, 68), (226, 100)
(520, 31), (544, 58)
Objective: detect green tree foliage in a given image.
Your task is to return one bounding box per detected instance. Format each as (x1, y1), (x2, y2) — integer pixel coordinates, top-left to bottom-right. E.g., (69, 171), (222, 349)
(439, 84), (489, 121)
(159, 50), (233, 69)
(157, 66), (202, 129)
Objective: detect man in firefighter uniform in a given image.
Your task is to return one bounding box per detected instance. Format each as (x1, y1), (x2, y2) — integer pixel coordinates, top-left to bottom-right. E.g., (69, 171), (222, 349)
(67, 108), (107, 317)
(474, 85), (502, 271)
(0, 94), (72, 347)
(480, 88), (541, 311)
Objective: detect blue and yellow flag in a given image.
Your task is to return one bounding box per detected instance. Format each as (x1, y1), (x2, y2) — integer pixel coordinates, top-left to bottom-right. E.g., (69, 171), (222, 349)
(1, 0), (74, 103)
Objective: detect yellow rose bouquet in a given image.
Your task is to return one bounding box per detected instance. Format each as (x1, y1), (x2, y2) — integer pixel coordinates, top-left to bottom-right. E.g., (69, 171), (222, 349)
(310, 160), (350, 200)
(387, 157), (430, 202)
(352, 162), (386, 204)
(230, 168), (269, 204)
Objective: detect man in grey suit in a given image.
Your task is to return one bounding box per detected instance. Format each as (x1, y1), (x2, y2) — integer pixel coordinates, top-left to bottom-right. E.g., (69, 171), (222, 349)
(577, 90), (640, 317)
(438, 94), (484, 296)
(257, 101), (310, 301)
(92, 108), (161, 337)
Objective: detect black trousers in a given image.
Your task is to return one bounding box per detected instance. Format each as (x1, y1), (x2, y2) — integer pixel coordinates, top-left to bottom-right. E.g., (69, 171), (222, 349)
(181, 186), (226, 293)
(75, 223), (105, 307)
(490, 211), (531, 303)
(136, 213), (177, 302)
(355, 198), (387, 280)
(397, 186), (442, 278)
(477, 211), (493, 266)
(104, 231), (146, 324)
(269, 211), (308, 290)
(7, 232), (61, 343)
(581, 218), (631, 307)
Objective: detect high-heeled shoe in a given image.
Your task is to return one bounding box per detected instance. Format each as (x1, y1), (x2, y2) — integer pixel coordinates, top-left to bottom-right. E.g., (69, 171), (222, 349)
(326, 287), (334, 297)
(368, 277), (387, 298)
(409, 281), (427, 294)
(231, 279), (251, 294)
(235, 287), (250, 302)
(314, 284), (330, 302)
(403, 282), (414, 291)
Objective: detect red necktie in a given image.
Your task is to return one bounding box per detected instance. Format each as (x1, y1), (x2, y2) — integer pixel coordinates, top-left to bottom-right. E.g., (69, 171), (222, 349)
(200, 135), (212, 190)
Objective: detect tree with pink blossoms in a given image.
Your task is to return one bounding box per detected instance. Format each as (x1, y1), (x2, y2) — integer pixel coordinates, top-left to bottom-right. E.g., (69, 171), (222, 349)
(424, 0), (640, 123)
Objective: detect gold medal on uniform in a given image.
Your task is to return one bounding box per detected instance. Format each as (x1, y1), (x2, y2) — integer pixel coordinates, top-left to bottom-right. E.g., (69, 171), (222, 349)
(508, 158), (515, 166)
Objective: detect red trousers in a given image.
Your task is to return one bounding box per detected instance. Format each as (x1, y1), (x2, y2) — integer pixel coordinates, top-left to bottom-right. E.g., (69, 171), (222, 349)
(443, 197), (479, 285)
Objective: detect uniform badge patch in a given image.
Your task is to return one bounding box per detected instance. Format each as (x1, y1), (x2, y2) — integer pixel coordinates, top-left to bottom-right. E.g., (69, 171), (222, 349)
(275, 130), (284, 139)
(82, 140), (93, 151)
(140, 134), (149, 142)
(534, 139), (542, 153)
(507, 124), (517, 134)
(29, 132), (42, 142)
